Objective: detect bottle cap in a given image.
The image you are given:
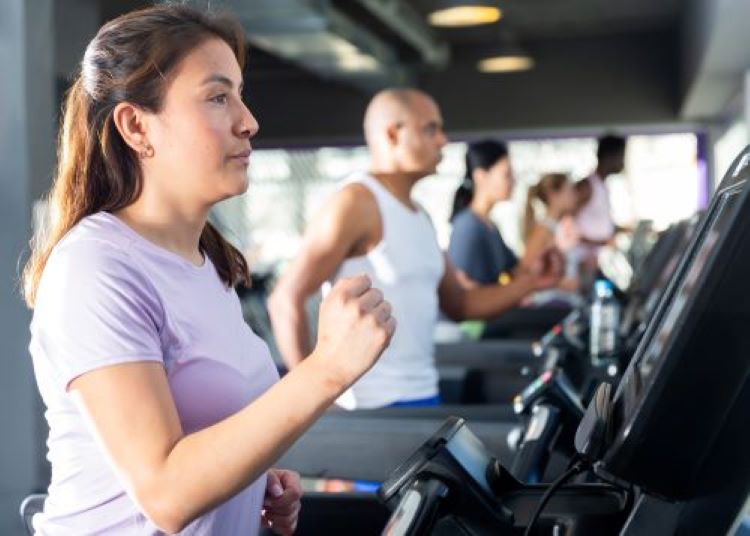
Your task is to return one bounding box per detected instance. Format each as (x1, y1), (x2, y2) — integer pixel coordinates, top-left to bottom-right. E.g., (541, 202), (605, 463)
(594, 279), (613, 297)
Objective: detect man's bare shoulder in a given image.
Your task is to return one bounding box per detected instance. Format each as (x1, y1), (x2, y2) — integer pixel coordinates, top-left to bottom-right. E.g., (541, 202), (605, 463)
(328, 182), (379, 222)
(315, 181), (382, 255)
(339, 182), (377, 208)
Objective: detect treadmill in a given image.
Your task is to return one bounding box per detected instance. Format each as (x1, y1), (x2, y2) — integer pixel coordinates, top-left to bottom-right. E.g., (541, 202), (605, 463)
(505, 216), (697, 484)
(378, 146), (750, 535)
(279, 157), (717, 535)
(280, 210), (696, 489)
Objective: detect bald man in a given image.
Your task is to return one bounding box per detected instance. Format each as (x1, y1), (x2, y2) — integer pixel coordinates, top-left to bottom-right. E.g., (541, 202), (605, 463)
(269, 89), (561, 409)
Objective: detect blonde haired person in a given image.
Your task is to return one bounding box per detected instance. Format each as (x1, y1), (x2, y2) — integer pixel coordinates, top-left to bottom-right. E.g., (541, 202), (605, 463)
(523, 173), (582, 293)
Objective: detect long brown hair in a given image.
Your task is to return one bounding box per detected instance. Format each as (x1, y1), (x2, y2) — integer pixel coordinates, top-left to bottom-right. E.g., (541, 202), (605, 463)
(522, 173), (569, 241)
(23, 5), (250, 307)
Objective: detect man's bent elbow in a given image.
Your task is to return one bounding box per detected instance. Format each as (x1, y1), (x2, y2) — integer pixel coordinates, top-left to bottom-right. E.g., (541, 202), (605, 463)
(267, 286), (285, 323)
(268, 287), (308, 369)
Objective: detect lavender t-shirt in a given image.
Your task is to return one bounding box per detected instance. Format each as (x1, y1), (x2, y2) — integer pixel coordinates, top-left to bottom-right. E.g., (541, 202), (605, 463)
(29, 212), (279, 535)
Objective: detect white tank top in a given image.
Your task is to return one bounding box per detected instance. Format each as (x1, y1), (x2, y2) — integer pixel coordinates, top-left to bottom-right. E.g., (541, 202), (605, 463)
(325, 173), (445, 409)
(575, 174), (615, 242)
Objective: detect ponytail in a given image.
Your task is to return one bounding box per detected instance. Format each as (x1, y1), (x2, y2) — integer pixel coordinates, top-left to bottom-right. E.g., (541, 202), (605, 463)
(523, 184), (540, 242)
(200, 221), (249, 288)
(451, 177), (474, 221)
(22, 5), (250, 307)
(522, 173), (570, 242)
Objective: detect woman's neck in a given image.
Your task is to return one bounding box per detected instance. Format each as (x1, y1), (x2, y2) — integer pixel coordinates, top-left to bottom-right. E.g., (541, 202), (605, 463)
(546, 204), (565, 221)
(114, 197), (208, 266)
(469, 195), (494, 219)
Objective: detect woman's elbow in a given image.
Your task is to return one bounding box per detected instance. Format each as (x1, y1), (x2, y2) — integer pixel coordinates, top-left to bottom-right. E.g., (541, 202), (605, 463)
(442, 302), (467, 322)
(135, 481), (191, 534)
(150, 515), (187, 536)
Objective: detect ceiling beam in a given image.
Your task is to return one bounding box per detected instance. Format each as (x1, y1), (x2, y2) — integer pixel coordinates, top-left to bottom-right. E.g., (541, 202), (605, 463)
(352, 0), (449, 68)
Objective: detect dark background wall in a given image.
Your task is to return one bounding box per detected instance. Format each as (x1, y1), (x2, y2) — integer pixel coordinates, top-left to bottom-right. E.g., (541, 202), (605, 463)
(245, 29), (680, 147)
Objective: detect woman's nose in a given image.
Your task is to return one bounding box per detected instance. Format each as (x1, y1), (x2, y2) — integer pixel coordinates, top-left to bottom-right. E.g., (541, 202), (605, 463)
(237, 101), (259, 139)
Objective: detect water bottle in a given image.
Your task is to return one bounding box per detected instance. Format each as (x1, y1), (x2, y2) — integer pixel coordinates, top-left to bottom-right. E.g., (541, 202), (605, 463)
(590, 279), (620, 367)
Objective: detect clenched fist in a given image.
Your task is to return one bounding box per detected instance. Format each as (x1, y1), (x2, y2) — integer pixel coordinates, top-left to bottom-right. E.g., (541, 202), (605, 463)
(310, 274), (396, 392)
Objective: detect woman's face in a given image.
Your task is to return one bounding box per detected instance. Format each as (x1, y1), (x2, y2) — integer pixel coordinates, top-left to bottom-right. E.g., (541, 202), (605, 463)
(548, 181), (578, 214)
(480, 157), (514, 203)
(145, 38), (258, 208)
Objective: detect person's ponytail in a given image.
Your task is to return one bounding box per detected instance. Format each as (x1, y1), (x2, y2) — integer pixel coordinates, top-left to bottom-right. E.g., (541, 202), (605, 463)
(22, 5), (250, 308)
(523, 183), (540, 242)
(450, 177), (474, 221)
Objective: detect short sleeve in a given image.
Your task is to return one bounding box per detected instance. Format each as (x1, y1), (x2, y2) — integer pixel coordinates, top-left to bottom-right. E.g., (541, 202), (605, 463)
(32, 239), (165, 391)
(495, 235), (519, 274)
(448, 212), (495, 284)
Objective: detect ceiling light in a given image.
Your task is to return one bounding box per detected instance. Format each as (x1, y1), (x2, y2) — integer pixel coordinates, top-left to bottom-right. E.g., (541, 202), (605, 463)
(477, 55), (534, 73)
(428, 6), (502, 27)
(337, 53), (380, 73)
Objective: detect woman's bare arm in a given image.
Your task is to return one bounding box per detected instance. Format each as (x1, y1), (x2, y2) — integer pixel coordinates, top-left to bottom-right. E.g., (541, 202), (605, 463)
(70, 275), (394, 533)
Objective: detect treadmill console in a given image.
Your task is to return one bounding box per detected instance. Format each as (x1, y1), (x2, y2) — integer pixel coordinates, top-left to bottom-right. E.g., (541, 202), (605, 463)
(379, 417), (512, 535)
(602, 147), (750, 499)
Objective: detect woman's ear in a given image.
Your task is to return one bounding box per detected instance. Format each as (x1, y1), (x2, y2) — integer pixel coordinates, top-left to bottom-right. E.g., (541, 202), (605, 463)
(472, 167), (487, 185)
(112, 102), (150, 153)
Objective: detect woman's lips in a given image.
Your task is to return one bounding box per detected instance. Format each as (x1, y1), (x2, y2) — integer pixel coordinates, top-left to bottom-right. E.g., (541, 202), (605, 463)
(229, 150), (252, 165)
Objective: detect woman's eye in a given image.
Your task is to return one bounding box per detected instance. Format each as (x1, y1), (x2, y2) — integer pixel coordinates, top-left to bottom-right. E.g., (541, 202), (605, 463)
(210, 94), (227, 104)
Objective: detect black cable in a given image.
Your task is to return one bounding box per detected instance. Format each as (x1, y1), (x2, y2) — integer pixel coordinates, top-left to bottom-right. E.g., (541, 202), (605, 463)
(591, 465), (636, 513)
(523, 460), (589, 536)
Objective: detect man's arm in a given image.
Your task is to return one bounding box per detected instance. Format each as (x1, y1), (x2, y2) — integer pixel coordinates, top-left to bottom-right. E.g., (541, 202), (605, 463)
(438, 250), (563, 321)
(268, 184), (380, 369)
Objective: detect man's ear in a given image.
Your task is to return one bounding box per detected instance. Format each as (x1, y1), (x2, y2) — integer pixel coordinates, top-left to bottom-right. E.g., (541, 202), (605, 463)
(385, 121), (401, 148)
(112, 102), (150, 153)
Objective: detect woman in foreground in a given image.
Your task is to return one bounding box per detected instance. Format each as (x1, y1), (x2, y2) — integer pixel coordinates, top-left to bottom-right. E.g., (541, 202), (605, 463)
(24, 6), (394, 534)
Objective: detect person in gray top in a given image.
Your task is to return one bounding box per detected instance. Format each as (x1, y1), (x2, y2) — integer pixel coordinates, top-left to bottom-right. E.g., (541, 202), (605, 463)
(448, 139), (518, 286)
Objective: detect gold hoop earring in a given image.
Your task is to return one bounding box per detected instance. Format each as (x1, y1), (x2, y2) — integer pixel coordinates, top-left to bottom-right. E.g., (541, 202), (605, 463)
(139, 144), (154, 158)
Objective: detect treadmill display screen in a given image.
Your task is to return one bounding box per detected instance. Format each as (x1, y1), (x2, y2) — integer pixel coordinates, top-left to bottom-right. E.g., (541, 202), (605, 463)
(602, 147), (750, 498)
(445, 424), (495, 495)
(635, 192), (736, 385)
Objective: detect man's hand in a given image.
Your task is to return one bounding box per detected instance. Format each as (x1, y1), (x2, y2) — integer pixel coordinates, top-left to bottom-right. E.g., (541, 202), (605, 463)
(262, 469), (302, 535)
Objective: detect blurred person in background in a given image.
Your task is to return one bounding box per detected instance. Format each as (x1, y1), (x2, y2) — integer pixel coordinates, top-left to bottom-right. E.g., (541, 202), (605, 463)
(448, 139), (519, 287)
(523, 172), (581, 292)
(574, 134), (627, 249)
(270, 91), (563, 410)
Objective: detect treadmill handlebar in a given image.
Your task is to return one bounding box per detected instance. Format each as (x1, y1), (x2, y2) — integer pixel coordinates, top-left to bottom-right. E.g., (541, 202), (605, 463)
(533, 309), (588, 358)
(380, 418), (629, 534)
(513, 368), (585, 421)
(381, 478), (449, 536)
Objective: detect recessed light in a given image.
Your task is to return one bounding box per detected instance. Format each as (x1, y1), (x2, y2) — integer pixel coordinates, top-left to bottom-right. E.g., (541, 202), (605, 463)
(428, 6), (502, 27)
(478, 55), (535, 73)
